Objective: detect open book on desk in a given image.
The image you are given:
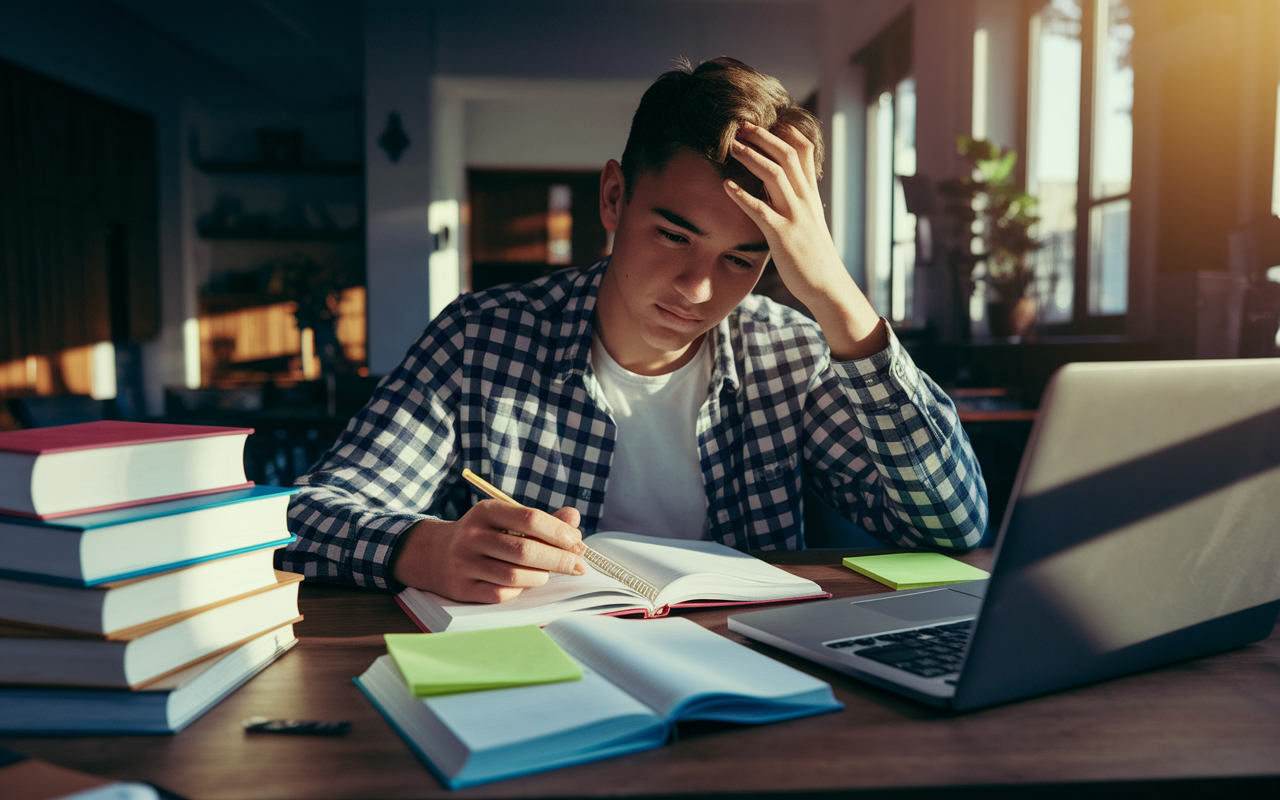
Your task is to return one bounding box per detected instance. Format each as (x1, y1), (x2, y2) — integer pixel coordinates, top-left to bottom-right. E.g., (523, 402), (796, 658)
(397, 531), (830, 632)
(355, 615), (842, 789)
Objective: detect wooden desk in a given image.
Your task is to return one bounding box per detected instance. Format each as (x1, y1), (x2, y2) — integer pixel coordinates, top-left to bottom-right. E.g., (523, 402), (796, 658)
(4, 549), (1279, 799)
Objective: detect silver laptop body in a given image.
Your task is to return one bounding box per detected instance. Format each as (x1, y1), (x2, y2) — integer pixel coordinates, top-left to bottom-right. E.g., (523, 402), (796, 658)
(728, 358), (1280, 710)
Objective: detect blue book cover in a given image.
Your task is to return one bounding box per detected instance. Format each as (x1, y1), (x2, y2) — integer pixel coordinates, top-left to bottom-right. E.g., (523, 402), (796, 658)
(0, 485), (298, 531)
(0, 485), (299, 586)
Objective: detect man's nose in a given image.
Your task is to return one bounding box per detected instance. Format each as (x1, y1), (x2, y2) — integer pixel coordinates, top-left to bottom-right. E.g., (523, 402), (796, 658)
(673, 257), (714, 304)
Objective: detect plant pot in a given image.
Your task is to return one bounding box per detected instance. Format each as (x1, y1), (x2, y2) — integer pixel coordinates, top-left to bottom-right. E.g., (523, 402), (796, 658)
(987, 297), (1036, 338)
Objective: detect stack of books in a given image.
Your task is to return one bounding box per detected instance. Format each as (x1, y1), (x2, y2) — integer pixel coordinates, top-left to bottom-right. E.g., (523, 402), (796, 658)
(0, 420), (302, 734)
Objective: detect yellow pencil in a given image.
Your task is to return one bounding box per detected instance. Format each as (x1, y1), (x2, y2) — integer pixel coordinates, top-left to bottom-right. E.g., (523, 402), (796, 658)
(459, 469), (660, 599)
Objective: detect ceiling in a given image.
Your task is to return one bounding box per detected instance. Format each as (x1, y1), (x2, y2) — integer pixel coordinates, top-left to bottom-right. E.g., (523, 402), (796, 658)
(102, 0), (363, 105)
(99, 0), (820, 108)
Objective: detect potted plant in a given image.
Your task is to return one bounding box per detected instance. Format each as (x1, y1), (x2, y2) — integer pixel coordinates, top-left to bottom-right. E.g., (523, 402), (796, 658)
(938, 136), (1041, 338)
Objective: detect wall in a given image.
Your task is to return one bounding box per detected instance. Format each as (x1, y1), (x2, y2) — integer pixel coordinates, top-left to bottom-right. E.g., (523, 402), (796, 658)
(363, 0), (824, 372)
(0, 0), (360, 413)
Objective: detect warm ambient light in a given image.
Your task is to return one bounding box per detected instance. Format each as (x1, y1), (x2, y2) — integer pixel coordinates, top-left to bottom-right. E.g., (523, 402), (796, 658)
(301, 327), (318, 380)
(183, 318), (201, 389)
(90, 342), (116, 400)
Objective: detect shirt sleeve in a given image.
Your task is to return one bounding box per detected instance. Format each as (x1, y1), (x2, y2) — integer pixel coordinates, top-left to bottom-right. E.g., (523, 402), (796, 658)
(801, 325), (988, 551)
(277, 300), (468, 589)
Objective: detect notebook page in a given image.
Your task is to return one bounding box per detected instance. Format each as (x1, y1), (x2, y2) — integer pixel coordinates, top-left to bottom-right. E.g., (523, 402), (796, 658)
(411, 565), (650, 629)
(417, 660), (665, 773)
(545, 616), (835, 721)
(585, 532), (821, 604)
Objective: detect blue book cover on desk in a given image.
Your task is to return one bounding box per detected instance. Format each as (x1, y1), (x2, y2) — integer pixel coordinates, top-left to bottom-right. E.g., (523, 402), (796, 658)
(0, 485), (298, 587)
(354, 615), (842, 789)
(0, 624), (296, 734)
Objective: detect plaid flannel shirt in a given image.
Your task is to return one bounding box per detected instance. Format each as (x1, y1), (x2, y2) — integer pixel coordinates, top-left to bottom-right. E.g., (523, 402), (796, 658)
(281, 260), (987, 589)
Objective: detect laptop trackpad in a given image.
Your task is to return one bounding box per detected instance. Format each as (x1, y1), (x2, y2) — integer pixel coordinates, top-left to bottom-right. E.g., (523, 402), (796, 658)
(850, 589), (982, 624)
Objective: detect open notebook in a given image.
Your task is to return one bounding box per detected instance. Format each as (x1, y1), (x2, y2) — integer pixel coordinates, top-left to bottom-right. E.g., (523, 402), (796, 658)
(355, 615), (842, 788)
(396, 531), (829, 632)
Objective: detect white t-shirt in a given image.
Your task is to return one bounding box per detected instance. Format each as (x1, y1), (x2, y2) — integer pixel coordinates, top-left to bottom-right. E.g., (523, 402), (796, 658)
(590, 333), (711, 540)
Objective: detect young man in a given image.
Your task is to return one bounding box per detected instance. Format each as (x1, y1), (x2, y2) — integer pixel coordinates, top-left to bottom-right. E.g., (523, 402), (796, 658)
(282, 57), (987, 602)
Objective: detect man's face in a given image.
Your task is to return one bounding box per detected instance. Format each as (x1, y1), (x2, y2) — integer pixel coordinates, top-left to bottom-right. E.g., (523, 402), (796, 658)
(595, 149), (770, 376)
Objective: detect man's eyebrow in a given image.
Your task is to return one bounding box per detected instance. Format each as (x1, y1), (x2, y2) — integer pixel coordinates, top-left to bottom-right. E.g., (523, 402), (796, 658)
(653, 207), (705, 236)
(652, 207), (770, 253)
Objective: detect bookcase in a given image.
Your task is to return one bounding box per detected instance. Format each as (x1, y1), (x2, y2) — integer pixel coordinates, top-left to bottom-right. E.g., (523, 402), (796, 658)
(191, 137), (367, 386)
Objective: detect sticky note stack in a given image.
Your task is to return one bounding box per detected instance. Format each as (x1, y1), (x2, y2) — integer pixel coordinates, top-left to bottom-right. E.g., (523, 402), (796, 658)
(842, 552), (990, 590)
(384, 626), (582, 697)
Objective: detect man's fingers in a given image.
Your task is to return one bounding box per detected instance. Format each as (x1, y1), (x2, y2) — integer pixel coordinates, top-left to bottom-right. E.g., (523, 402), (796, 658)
(769, 124), (819, 188)
(452, 580), (531, 604)
(725, 179), (781, 231)
(552, 506), (582, 529)
(469, 552), (559, 588)
(478, 530), (587, 576)
(730, 139), (796, 216)
(737, 122), (813, 196)
(476, 499), (586, 554)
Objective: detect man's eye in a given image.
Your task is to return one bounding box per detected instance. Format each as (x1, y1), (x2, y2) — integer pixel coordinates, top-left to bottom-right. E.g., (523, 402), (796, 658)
(658, 229), (687, 244)
(726, 255), (754, 269)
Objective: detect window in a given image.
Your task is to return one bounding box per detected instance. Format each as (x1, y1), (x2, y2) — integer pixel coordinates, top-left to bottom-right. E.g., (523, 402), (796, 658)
(866, 78), (918, 324)
(1027, 0), (1133, 330)
(855, 9), (917, 326)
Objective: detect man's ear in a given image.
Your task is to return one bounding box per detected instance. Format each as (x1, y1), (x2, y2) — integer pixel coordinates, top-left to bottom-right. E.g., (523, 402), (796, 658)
(600, 159), (625, 232)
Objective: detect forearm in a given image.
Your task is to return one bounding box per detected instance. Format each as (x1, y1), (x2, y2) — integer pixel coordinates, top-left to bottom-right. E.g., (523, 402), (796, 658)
(806, 334), (988, 550)
(791, 265), (889, 362)
(283, 482), (438, 589)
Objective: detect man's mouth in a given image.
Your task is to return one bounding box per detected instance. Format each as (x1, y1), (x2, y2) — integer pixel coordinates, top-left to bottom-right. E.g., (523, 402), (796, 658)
(655, 304), (703, 329)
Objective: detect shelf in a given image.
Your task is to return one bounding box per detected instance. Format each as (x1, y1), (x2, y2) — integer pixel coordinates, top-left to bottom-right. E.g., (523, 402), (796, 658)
(197, 227), (364, 243)
(196, 160), (363, 176)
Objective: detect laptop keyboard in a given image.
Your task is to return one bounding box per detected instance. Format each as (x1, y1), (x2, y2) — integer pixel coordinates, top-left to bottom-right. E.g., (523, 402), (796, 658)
(825, 620), (974, 678)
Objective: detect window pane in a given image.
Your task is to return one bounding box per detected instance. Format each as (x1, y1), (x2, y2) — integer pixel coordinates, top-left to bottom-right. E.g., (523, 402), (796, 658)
(1029, 0), (1082, 324)
(1088, 198), (1129, 315)
(892, 77), (917, 324)
(1092, 0), (1133, 200)
(868, 91), (894, 318)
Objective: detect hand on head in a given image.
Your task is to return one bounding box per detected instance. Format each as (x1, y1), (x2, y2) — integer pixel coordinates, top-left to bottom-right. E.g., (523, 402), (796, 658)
(390, 500), (587, 603)
(725, 122), (887, 360)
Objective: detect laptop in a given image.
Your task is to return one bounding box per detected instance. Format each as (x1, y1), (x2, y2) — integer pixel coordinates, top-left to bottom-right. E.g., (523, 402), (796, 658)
(728, 358), (1280, 710)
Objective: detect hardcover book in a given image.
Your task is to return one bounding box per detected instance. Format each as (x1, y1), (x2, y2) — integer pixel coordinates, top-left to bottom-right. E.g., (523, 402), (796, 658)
(356, 615), (842, 788)
(0, 573), (303, 688)
(0, 548), (283, 635)
(0, 485), (298, 586)
(0, 624), (297, 734)
(0, 420), (253, 519)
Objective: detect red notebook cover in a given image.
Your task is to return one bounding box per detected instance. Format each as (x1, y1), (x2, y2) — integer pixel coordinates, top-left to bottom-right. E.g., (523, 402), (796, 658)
(393, 591), (832, 633)
(0, 420), (253, 455)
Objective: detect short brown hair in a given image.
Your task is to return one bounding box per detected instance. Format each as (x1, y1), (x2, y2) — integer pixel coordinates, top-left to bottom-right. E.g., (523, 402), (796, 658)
(620, 57), (824, 200)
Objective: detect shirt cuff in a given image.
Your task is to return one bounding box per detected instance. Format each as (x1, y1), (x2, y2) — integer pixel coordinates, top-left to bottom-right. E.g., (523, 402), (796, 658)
(830, 322), (923, 410)
(349, 513), (429, 590)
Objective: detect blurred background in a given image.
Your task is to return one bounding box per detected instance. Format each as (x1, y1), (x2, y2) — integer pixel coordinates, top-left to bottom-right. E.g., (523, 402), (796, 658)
(1, 0), (1277, 538)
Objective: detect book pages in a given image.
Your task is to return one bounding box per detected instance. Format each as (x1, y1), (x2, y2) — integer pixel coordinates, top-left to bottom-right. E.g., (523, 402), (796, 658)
(545, 616), (837, 722)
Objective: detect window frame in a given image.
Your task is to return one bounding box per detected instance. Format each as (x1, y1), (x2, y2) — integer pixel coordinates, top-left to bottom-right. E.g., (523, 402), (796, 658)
(1023, 0), (1132, 336)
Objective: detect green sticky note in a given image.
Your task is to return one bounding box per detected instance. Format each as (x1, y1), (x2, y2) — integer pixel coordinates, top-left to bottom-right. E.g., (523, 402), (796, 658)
(384, 625), (582, 697)
(842, 552), (990, 590)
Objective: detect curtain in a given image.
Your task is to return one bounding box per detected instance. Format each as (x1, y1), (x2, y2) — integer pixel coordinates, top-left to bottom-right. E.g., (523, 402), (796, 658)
(0, 57), (158, 365)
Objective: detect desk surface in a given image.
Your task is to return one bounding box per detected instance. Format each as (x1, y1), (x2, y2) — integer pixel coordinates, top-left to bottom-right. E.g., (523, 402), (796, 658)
(4, 549), (1279, 799)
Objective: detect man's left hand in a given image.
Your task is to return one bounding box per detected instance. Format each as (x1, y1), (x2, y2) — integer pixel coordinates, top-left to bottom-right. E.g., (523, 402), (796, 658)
(725, 121), (887, 360)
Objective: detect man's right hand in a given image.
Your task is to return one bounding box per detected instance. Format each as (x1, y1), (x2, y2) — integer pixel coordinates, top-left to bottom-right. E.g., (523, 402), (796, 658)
(389, 500), (588, 603)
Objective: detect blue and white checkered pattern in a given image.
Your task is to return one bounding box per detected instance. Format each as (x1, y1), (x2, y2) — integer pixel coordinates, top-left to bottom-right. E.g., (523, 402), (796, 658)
(281, 260), (987, 589)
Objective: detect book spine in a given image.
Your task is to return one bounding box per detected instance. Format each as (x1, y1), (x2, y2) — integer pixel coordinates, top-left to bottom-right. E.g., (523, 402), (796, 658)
(580, 547), (661, 606)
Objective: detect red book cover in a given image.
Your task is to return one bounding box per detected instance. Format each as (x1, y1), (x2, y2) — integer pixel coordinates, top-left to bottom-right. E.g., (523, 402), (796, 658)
(0, 421), (253, 455)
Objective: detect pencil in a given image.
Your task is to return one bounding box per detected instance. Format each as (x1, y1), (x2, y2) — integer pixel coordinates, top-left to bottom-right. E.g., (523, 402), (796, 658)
(461, 469), (521, 509)
(462, 468), (577, 552)
(459, 469), (659, 599)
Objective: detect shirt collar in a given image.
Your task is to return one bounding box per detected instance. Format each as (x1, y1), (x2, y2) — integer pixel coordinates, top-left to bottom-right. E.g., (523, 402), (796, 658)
(552, 261), (606, 385)
(552, 258), (741, 396)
